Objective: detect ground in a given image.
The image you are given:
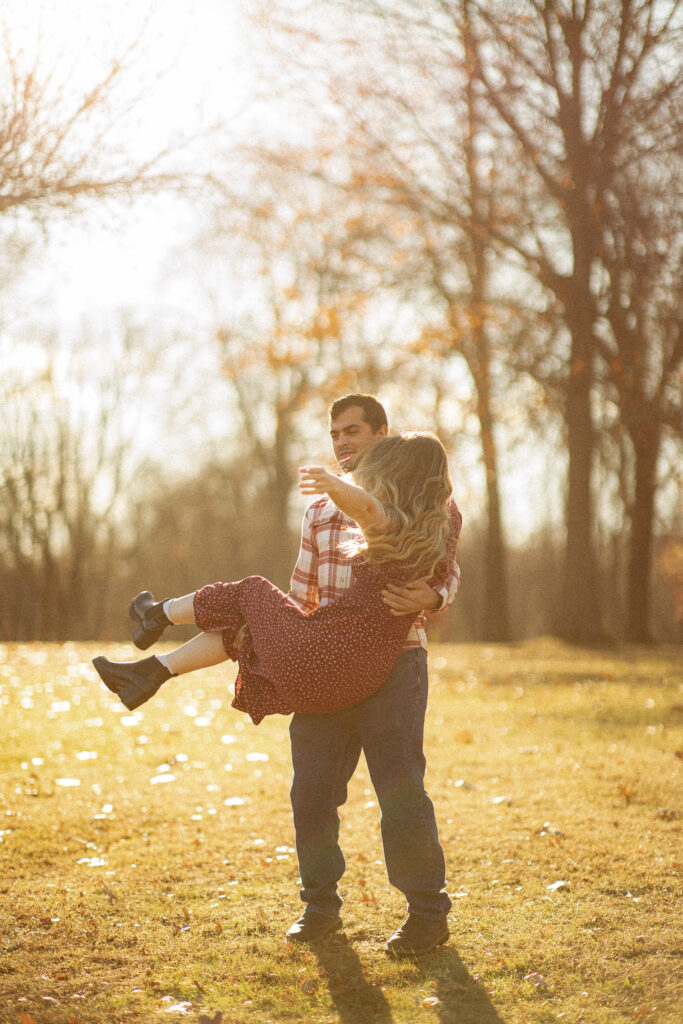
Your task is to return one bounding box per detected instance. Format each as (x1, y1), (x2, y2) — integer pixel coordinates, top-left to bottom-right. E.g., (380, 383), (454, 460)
(0, 639), (681, 1023)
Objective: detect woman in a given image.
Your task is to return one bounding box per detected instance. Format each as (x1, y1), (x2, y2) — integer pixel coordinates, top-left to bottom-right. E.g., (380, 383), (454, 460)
(93, 432), (459, 724)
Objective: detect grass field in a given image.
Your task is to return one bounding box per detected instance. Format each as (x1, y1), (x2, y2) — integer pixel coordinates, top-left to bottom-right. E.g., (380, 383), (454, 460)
(0, 639), (681, 1024)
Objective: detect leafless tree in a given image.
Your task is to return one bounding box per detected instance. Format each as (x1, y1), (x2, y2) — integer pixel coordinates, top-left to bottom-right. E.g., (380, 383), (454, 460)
(245, 2), (518, 638)
(193, 160), (414, 585)
(0, 325), (173, 639)
(0, 8), (205, 225)
(251, 0), (682, 641)
(594, 152), (682, 639)
(459, 0), (683, 639)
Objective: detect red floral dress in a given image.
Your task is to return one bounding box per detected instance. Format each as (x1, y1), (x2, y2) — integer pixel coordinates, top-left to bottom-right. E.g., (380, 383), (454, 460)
(193, 506), (460, 724)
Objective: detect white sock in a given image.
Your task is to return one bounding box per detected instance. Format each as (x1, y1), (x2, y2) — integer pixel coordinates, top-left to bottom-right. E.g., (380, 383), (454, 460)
(162, 599), (175, 623)
(155, 653), (176, 676)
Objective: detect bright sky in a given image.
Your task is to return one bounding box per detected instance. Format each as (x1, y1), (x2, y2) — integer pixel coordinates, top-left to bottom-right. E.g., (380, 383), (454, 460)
(10, 0), (254, 128)
(3, 1), (568, 539)
(7, 0), (259, 322)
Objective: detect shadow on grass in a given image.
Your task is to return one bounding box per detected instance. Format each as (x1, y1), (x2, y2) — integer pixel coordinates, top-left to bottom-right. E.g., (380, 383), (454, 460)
(428, 946), (507, 1024)
(309, 935), (506, 1024)
(311, 933), (394, 1023)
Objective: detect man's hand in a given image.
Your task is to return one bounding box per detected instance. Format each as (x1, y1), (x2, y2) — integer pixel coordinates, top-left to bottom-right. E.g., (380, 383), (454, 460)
(299, 465), (339, 495)
(381, 580), (442, 617)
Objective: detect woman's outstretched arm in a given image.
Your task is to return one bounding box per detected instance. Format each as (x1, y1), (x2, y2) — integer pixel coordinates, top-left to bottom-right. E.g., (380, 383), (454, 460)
(299, 465), (383, 529)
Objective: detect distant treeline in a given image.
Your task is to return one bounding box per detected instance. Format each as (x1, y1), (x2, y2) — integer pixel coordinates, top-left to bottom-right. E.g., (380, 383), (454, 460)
(1, 448), (679, 644)
(1, 0), (681, 644)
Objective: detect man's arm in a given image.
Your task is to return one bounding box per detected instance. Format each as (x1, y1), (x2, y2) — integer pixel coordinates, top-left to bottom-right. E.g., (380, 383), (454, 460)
(380, 564), (460, 617)
(436, 555), (461, 612)
(381, 578), (442, 616)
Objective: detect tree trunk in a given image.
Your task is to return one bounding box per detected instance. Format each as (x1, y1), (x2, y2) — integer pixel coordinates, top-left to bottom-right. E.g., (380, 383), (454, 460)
(561, 291), (602, 641)
(626, 421), (660, 642)
(476, 380), (510, 641)
(270, 407), (297, 589)
(461, 47), (510, 642)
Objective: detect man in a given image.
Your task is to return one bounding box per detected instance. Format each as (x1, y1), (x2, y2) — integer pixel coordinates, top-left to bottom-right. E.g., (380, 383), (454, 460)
(285, 393), (461, 956)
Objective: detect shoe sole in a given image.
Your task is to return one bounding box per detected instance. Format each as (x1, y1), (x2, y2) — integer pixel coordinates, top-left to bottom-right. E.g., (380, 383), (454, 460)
(92, 657), (142, 712)
(129, 593), (163, 651)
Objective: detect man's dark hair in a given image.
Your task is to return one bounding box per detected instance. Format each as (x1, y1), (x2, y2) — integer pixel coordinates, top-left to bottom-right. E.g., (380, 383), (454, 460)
(329, 393), (388, 433)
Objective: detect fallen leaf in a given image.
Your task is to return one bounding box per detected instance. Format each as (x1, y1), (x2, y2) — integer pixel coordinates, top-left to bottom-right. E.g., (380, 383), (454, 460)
(655, 808), (680, 820)
(524, 972), (550, 989)
(534, 822), (565, 837)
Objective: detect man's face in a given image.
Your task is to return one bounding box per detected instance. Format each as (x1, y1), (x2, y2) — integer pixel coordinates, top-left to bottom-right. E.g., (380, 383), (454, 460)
(329, 406), (388, 471)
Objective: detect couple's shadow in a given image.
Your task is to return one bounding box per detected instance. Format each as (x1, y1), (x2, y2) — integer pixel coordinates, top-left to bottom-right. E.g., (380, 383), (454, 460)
(310, 932), (506, 1024)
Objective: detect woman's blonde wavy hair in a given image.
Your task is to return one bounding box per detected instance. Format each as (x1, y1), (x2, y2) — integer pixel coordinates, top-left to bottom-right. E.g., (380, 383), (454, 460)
(344, 432), (453, 576)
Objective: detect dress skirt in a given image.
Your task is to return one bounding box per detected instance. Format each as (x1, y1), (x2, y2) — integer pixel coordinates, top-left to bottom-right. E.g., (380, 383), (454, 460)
(193, 560), (418, 724)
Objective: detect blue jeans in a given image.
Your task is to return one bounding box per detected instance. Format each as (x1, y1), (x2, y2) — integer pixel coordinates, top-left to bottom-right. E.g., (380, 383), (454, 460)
(289, 648), (451, 920)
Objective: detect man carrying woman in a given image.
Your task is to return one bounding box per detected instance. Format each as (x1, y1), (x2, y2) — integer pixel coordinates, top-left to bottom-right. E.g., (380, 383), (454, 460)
(94, 393), (461, 956)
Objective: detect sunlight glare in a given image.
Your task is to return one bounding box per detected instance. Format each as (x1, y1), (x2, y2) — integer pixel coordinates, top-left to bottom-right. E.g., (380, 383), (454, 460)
(6, 0), (254, 320)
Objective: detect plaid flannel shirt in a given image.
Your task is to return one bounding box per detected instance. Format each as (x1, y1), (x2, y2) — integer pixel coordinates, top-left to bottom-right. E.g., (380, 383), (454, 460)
(288, 497), (460, 650)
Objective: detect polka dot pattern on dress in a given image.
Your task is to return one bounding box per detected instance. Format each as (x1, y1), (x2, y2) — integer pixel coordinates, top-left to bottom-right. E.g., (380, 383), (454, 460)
(193, 539), (455, 726)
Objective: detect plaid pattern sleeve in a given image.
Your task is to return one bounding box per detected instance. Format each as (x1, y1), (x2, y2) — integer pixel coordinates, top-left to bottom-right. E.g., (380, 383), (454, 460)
(398, 498), (462, 645)
(288, 501), (323, 613)
(431, 562), (461, 612)
(430, 499), (462, 613)
(288, 496), (426, 650)
(288, 497), (356, 612)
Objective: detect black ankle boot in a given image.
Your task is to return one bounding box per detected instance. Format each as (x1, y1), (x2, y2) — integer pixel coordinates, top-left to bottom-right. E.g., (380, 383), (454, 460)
(92, 655), (172, 710)
(129, 591), (171, 650)
(384, 914), (449, 957)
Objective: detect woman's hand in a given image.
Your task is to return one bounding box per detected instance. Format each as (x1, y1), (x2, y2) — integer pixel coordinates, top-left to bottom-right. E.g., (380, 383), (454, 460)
(299, 465), (340, 495)
(299, 465), (382, 528)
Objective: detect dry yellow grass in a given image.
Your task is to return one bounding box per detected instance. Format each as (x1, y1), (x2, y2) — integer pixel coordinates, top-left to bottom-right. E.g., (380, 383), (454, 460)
(0, 639), (681, 1023)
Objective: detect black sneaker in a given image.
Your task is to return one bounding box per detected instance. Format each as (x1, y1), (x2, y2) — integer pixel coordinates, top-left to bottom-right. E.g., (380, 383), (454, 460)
(92, 655), (172, 710)
(384, 914), (449, 957)
(285, 911), (342, 944)
(129, 591), (171, 650)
